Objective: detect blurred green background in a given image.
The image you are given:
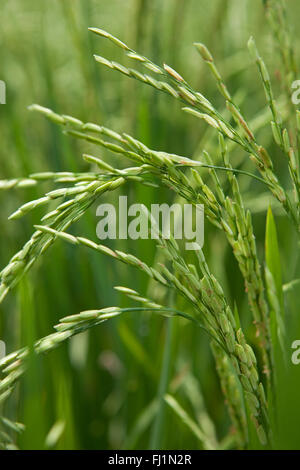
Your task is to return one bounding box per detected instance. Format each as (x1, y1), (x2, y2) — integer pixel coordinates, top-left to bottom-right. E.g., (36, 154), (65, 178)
(1, 0), (300, 450)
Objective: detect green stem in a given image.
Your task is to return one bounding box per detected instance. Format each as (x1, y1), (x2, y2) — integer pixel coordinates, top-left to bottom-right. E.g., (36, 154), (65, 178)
(149, 316), (175, 449)
(175, 163), (269, 186)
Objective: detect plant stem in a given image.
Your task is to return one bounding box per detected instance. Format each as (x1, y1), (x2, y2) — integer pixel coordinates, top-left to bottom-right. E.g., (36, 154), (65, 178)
(149, 306), (175, 449)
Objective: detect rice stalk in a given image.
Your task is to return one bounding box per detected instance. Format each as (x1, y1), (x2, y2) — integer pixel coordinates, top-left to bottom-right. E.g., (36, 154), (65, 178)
(89, 26), (300, 231)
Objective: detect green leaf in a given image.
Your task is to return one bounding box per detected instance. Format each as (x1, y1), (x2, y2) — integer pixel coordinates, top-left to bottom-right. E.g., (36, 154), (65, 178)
(265, 206), (285, 358)
(164, 394), (216, 449)
(265, 206), (283, 309)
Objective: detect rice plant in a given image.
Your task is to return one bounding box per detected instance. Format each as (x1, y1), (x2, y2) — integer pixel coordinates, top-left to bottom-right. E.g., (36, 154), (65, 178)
(1, 0), (300, 450)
